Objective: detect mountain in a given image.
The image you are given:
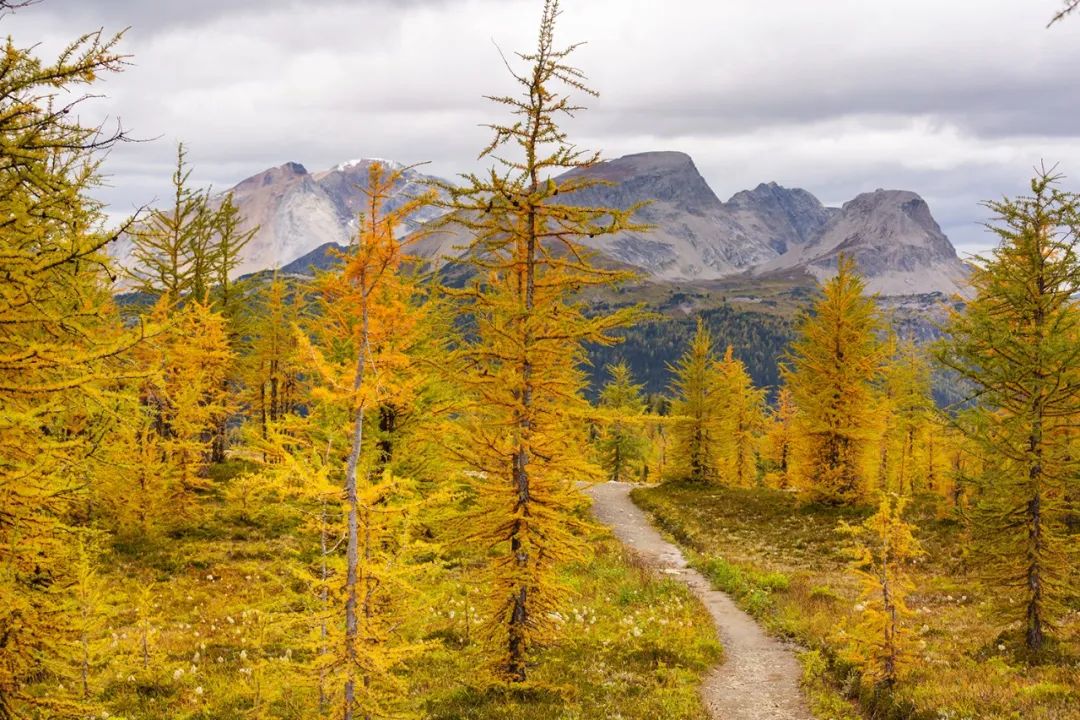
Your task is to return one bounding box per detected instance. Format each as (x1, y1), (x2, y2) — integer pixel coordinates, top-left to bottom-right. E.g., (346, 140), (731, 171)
(558, 151), (791, 277)
(753, 189), (970, 295)
(185, 149), (967, 297)
(222, 158), (446, 276)
(556, 151), (967, 295)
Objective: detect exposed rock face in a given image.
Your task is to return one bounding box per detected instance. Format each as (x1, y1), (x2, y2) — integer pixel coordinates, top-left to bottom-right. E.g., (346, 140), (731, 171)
(223, 158), (446, 275)
(724, 182), (837, 255)
(755, 189), (970, 295)
(559, 151), (780, 278)
(560, 154), (968, 295)
(189, 150), (968, 296)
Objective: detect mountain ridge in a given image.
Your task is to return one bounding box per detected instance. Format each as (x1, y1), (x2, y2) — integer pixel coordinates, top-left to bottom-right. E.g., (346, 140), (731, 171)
(206, 150), (970, 297)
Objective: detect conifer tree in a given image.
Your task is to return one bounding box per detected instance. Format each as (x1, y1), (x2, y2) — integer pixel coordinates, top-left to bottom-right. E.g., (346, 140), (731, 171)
(668, 319), (723, 483)
(440, 0), (642, 682)
(937, 169), (1080, 651)
(133, 299), (233, 513)
(0, 19), (134, 717)
(716, 346), (767, 487)
(596, 362), (648, 483)
(129, 143), (214, 304)
(839, 494), (923, 687)
(880, 339), (934, 495)
(209, 191), (257, 317)
(245, 274), (305, 445)
(762, 388), (798, 489)
(783, 257), (888, 504)
(301, 161), (434, 717)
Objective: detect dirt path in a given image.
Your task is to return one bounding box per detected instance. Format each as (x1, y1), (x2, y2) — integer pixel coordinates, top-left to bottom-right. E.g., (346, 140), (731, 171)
(586, 481), (813, 720)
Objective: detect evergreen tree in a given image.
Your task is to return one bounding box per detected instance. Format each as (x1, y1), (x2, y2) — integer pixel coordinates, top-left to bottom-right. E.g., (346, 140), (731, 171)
(668, 319), (723, 483)
(936, 169), (1080, 652)
(783, 257), (888, 504)
(596, 362), (648, 483)
(440, 0), (642, 682)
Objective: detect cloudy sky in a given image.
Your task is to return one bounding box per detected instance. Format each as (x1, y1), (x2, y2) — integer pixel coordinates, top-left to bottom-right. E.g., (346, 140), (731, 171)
(6, 0), (1080, 256)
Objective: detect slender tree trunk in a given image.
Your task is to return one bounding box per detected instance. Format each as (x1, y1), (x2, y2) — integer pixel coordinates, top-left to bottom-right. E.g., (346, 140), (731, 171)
(343, 271), (369, 719)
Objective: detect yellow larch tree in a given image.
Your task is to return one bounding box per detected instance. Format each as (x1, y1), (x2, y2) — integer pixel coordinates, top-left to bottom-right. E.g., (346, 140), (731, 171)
(936, 169), (1080, 652)
(716, 345), (767, 487)
(878, 339), (935, 496)
(439, 0), (642, 682)
(783, 257), (889, 504)
(301, 161), (435, 718)
(839, 493), (923, 687)
(762, 388), (799, 490)
(595, 362), (649, 483)
(667, 319), (724, 483)
(0, 19), (137, 718)
(133, 299), (233, 515)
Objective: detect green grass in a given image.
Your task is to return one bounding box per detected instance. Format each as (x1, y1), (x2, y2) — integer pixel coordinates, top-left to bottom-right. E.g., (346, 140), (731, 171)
(82, 465), (722, 719)
(632, 482), (1080, 720)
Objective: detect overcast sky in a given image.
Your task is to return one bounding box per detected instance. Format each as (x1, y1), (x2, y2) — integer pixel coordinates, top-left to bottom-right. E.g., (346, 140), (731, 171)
(6, 0), (1080, 256)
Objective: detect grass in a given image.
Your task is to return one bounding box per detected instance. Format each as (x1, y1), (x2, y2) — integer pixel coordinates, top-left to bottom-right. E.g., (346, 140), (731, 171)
(83, 464), (722, 719)
(632, 481), (1080, 720)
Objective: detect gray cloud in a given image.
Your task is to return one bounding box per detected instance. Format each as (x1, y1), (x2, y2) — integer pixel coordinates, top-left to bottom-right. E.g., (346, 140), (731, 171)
(5, 0), (1080, 256)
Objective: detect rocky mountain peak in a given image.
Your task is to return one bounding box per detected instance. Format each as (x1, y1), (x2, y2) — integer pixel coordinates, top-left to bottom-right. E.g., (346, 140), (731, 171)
(757, 188), (968, 295)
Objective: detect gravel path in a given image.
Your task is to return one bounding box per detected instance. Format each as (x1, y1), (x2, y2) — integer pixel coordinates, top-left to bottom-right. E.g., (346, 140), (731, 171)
(586, 481), (813, 720)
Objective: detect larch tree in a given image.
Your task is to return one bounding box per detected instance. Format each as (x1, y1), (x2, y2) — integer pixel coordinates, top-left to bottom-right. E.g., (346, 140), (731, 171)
(128, 143), (214, 305)
(596, 361), (648, 483)
(302, 161), (434, 717)
(879, 339), (935, 495)
(668, 319), (723, 483)
(936, 169), (1080, 652)
(0, 19), (136, 718)
(209, 191), (257, 318)
(439, 0), (642, 682)
(839, 494), (923, 687)
(762, 387), (798, 489)
(132, 299), (232, 510)
(783, 257), (888, 504)
(716, 345), (766, 488)
(245, 273), (305, 446)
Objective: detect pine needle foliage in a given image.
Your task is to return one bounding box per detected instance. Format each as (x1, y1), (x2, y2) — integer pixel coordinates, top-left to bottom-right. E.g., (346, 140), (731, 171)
(438, 0), (644, 683)
(936, 168), (1080, 652)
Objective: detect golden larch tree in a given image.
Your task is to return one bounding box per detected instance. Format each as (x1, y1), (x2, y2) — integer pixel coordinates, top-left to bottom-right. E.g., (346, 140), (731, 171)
(0, 21), (135, 718)
(936, 169), (1080, 652)
(440, 0), (642, 682)
(783, 257), (888, 504)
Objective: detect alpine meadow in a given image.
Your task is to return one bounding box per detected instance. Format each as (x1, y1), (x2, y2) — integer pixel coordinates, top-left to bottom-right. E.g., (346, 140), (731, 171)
(1, 1), (1079, 719)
